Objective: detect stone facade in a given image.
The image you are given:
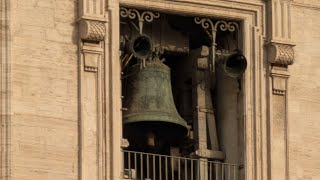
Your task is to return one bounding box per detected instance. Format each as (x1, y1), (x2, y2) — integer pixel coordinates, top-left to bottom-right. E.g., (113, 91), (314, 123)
(0, 0), (319, 180)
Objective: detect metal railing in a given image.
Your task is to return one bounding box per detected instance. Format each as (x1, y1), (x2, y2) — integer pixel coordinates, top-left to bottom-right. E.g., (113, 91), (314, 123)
(123, 150), (241, 180)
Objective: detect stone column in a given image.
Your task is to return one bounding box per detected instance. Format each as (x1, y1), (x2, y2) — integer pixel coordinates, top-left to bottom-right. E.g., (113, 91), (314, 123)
(266, 0), (295, 179)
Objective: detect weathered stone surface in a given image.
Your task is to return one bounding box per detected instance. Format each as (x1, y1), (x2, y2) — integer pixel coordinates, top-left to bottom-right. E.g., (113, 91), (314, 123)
(9, 0), (79, 179)
(288, 4), (320, 180)
(1, 0), (320, 180)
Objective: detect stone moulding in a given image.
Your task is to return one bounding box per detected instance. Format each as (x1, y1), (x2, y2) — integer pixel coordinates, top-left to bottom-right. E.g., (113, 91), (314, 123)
(74, 0), (297, 179)
(0, 0), (11, 180)
(118, 1), (266, 180)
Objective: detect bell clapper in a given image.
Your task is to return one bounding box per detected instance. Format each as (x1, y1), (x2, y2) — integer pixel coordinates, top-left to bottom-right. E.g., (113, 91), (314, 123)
(146, 131), (156, 147)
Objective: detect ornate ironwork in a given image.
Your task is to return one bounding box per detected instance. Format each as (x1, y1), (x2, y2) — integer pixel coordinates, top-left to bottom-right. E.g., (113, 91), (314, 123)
(120, 7), (160, 34)
(194, 17), (240, 72)
(217, 21), (239, 32)
(194, 18), (239, 41)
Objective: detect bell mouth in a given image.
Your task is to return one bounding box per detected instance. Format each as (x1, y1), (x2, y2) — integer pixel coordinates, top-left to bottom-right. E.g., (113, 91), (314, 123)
(123, 121), (188, 153)
(128, 34), (154, 59)
(224, 52), (247, 77)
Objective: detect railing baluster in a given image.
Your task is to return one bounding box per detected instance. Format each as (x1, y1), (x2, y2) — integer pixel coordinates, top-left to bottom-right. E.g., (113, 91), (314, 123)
(221, 164), (224, 180)
(172, 157), (175, 180)
(141, 153), (144, 180)
(191, 159), (194, 180)
(159, 156), (162, 180)
(228, 164), (231, 180)
(197, 159), (200, 180)
(123, 151), (125, 177)
(147, 154), (150, 179)
(178, 158), (181, 180)
(209, 162), (212, 180)
(122, 151), (241, 180)
(215, 163), (218, 180)
(128, 152), (131, 176)
(234, 165), (237, 180)
(185, 159), (187, 180)
(134, 152), (137, 178)
(153, 155), (156, 180)
(166, 156), (168, 180)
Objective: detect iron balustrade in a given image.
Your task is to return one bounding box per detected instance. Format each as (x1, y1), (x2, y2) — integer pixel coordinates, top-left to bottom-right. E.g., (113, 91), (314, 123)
(123, 150), (241, 180)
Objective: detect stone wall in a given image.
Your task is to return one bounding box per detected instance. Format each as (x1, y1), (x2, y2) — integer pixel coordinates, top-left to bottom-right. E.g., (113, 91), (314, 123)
(2, 0), (320, 180)
(10, 0), (78, 179)
(289, 2), (320, 180)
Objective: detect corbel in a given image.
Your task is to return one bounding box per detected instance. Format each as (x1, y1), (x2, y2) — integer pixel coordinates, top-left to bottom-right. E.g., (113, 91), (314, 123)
(79, 19), (106, 72)
(80, 19), (106, 42)
(268, 42), (295, 67)
(267, 42), (294, 95)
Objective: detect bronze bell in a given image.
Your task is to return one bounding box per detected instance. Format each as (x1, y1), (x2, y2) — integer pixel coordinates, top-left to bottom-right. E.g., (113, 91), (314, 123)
(216, 50), (247, 78)
(123, 60), (188, 152)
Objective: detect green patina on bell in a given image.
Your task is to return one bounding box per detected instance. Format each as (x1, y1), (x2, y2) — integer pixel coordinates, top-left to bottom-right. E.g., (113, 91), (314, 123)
(123, 60), (188, 150)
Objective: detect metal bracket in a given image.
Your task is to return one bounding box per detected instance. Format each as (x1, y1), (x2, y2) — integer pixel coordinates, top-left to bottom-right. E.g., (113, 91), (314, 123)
(120, 7), (160, 34)
(194, 18), (239, 72)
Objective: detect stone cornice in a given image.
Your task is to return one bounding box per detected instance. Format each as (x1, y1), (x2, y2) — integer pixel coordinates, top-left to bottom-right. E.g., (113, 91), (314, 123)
(292, 1), (320, 10)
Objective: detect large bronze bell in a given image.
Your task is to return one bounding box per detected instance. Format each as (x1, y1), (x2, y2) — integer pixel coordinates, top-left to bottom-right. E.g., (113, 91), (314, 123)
(123, 60), (188, 152)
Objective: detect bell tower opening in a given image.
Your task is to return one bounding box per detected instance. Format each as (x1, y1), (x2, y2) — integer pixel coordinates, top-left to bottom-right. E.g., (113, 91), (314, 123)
(120, 8), (245, 180)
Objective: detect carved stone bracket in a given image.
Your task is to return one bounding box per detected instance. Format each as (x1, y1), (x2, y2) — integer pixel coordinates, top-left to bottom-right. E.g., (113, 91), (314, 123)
(267, 42), (294, 96)
(80, 20), (106, 42)
(268, 43), (295, 66)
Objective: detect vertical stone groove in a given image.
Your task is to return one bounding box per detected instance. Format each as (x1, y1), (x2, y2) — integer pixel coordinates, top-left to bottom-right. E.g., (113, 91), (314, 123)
(0, 0), (11, 179)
